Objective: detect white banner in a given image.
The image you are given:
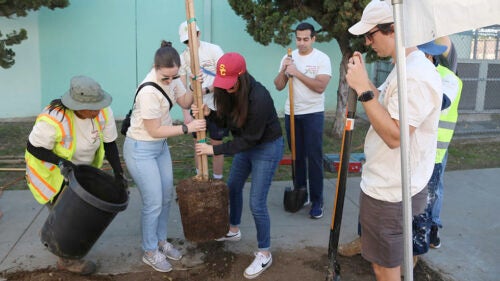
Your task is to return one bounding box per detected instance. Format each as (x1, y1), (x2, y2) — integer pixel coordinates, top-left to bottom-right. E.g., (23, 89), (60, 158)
(385, 0), (500, 47)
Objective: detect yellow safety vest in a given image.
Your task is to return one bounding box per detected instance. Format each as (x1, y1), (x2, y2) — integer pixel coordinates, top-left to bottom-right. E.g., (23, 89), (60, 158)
(25, 107), (109, 204)
(436, 65), (463, 163)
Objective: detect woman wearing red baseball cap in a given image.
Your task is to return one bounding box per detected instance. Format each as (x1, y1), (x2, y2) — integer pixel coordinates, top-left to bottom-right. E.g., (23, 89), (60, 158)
(193, 52), (284, 279)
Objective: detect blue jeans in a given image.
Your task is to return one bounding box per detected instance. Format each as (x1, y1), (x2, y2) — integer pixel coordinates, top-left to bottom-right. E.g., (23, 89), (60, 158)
(285, 112), (324, 205)
(123, 137), (174, 252)
(426, 152), (448, 228)
(227, 137), (284, 251)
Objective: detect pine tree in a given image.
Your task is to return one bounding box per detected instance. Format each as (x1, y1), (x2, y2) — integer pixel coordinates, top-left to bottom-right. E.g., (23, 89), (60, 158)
(0, 0), (69, 69)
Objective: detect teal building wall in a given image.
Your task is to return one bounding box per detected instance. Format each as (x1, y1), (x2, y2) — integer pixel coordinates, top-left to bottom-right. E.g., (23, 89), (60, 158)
(0, 0), (342, 120)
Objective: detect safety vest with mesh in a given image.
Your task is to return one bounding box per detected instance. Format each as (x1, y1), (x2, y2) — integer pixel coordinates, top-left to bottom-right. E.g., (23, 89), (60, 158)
(25, 107), (109, 204)
(436, 64), (462, 164)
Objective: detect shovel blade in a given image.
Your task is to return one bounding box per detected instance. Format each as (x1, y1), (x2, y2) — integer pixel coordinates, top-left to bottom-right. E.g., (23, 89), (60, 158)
(283, 186), (307, 212)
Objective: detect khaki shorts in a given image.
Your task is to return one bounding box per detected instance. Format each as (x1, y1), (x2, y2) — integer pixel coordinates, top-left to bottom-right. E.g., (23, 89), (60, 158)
(359, 188), (427, 268)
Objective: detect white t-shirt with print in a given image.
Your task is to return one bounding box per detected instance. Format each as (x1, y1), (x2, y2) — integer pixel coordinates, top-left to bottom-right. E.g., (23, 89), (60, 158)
(278, 48), (332, 115)
(127, 68), (186, 141)
(28, 107), (118, 165)
(361, 50), (443, 202)
(179, 41), (224, 110)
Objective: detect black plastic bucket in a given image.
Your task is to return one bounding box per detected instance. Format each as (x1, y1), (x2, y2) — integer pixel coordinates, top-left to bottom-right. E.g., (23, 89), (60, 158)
(40, 165), (129, 259)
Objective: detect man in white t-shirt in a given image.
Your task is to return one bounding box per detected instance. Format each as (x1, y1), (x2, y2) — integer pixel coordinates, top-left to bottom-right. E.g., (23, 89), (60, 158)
(178, 21), (229, 180)
(274, 22), (332, 219)
(345, 1), (442, 280)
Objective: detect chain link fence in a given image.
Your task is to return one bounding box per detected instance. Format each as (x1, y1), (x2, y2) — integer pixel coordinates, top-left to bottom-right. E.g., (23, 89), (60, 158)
(454, 25), (500, 60)
(372, 25), (500, 113)
(453, 25), (500, 113)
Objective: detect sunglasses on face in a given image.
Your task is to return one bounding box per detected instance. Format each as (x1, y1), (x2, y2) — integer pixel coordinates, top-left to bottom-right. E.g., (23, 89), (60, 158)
(364, 29), (381, 41)
(161, 75), (180, 82)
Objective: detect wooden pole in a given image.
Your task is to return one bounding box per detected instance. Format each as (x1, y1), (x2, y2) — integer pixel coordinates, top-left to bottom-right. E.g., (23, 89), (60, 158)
(288, 48), (297, 188)
(185, 0), (209, 180)
(0, 168), (25, 172)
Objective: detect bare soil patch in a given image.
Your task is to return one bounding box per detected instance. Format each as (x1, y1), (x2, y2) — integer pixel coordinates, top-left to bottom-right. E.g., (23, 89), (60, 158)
(3, 242), (444, 281)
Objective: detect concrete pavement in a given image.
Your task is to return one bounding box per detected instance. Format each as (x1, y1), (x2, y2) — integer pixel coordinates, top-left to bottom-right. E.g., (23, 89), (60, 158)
(1, 168), (499, 280)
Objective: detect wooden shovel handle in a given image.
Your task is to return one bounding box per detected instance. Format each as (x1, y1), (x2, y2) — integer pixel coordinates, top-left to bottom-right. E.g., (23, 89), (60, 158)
(287, 48), (296, 162)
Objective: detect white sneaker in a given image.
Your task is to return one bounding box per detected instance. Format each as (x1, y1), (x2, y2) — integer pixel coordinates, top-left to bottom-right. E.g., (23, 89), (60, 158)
(142, 249), (172, 272)
(215, 230), (241, 242)
(243, 252), (272, 279)
(159, 242), (183, 261)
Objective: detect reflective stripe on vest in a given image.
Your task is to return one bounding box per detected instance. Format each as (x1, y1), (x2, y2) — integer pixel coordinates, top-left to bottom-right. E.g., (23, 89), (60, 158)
(90, 109), (108, 168)
(38, 107), (73, 151)
(436, 65), (463, 163)
(96, 109), (108, 131)
(26, 162), (59, 203)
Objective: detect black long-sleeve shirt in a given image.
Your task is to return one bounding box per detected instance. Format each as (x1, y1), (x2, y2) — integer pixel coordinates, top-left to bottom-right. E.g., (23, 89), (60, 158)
(211, 75), (282, 155)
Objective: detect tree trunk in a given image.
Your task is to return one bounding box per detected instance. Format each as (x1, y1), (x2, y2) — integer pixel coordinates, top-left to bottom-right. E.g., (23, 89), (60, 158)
(330, 47), (353, 139)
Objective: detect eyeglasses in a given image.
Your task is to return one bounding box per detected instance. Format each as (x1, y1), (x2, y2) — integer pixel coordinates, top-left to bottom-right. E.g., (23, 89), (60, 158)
(160, 75), (180, 82)
(364, 29), (381, 41)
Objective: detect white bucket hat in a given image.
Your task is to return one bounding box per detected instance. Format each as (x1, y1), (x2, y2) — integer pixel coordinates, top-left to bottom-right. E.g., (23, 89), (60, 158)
(61, 75), (112, 110)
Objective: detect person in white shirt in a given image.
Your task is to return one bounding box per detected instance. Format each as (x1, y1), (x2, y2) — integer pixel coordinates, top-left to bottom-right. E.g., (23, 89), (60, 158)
(25, 75), (125, 275)
(345, 1), (442, 280)
(123, 40), (206, 273)
(273, 22), (332, 219)
(178, 21), (229, 180)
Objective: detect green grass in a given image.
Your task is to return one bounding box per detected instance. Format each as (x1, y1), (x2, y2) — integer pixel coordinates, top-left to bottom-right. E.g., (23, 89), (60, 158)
(1, 117), (499, 191)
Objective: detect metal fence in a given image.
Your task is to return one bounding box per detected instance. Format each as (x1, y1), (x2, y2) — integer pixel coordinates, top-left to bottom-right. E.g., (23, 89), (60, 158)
(459, 25), (500, 60)
(372, 25), (500, 113)
(454, 25), (500, 113)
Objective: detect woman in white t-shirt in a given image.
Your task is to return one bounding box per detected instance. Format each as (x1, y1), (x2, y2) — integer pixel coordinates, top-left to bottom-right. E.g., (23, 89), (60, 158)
(123, 40), (205, 273)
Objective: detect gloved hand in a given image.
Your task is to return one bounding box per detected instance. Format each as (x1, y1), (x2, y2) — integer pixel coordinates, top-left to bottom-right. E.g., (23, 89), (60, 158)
(114, 173), (128, 190)
(58, 159), (76, 177)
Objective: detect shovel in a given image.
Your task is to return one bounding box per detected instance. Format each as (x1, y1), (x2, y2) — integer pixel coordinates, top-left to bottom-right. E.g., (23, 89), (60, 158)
(325, 87), (358, 281)
(283, 47), (307, 213)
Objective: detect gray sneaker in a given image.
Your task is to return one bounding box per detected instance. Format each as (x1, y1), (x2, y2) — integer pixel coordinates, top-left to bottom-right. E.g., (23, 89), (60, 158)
(142, 250), (172, 272)
(159, 242), (183, 261)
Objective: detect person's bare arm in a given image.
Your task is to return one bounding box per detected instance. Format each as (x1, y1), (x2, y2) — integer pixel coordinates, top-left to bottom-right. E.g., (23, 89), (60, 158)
(346, 51), (414, 148)
(285, 64), (331, 94)
(143, 117), (205, 138)
(274, 57), (292, 91)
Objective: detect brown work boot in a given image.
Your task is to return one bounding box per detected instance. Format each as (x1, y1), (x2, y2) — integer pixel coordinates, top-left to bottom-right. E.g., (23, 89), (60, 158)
(338, 237), (362, 257)
(413, 256), (418, 268)
(57, 257), (96, 275)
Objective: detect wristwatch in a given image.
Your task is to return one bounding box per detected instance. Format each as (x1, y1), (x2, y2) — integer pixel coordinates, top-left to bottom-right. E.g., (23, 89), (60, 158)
(182, 124), (188, 134)
(358, 90), (374, 102)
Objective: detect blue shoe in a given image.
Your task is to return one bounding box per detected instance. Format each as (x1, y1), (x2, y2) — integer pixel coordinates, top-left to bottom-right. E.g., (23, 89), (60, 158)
(429, 225), (441, 249)
(310, 202), (323, 219)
